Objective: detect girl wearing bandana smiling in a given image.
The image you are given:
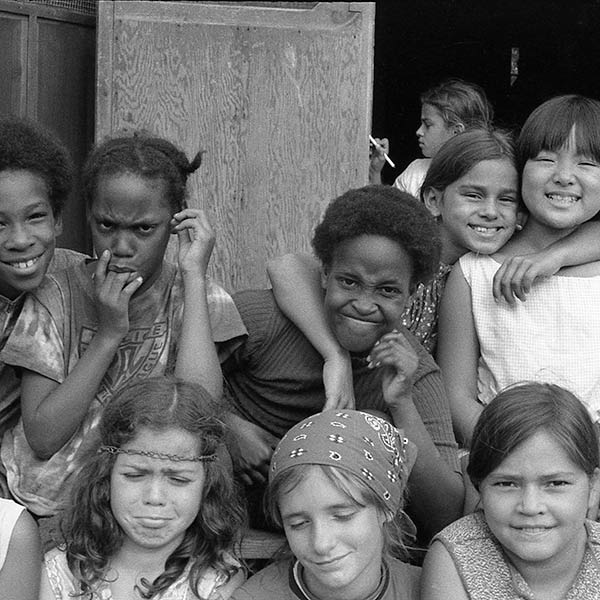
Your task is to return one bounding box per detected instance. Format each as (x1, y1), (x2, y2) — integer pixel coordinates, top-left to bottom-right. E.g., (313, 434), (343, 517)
(231, 409), (420, 600)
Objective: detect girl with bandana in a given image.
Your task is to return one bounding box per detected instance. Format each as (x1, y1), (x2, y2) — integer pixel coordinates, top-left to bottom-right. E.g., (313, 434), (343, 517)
(39, 377), (246, 600)
(231, 409), (421, 600)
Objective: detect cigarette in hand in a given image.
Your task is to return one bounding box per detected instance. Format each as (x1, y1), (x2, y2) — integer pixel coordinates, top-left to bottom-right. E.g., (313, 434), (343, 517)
(369, 135), (395, 168)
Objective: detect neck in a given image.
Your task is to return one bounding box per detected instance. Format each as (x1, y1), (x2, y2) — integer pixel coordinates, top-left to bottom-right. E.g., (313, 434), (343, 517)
(110, 537), (180, 579)
(439, 228), (465, 265)
(301, 558), (384, 600)
(513, 219), (578, 254)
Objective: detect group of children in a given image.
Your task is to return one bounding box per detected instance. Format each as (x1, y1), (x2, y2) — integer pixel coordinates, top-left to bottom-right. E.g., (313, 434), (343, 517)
(1, 81), (600, 599)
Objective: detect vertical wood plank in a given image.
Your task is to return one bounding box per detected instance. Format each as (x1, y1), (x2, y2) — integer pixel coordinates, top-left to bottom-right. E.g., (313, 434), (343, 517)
(97, 1), (375, 291)
(0, 11), (28, 116)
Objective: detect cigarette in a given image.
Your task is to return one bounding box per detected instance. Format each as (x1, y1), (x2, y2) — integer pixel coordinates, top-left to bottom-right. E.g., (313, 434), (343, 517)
(369, 135), (395, 168)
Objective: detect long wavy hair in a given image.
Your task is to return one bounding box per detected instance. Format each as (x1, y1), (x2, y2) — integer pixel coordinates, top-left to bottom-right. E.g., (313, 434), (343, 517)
(60, 377), (246, 599)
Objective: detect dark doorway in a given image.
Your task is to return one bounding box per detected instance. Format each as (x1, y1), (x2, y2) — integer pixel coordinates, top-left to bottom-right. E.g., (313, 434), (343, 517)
(373, 0), (600, 183)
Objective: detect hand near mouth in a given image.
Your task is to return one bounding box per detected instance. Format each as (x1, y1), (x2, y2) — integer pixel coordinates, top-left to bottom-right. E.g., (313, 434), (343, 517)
(94, 249), (143, 339)
(367, 330), (418, 408)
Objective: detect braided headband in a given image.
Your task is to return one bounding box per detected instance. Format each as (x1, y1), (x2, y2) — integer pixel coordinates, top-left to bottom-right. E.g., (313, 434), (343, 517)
(98, 445), (217, 463)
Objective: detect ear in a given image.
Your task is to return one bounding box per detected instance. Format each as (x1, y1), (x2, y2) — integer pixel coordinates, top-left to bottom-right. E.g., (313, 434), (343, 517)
(53, 213), (63, 237)
(515, 209), (528, 231)
(320, 265), (329, 290)
(453, 122), (465, 135)
(423, 187), (444, 219)
(587, 468), (600, 520)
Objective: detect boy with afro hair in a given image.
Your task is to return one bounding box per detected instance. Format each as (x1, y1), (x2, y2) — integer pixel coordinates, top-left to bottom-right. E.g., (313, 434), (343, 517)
(224, 185), (463, 541)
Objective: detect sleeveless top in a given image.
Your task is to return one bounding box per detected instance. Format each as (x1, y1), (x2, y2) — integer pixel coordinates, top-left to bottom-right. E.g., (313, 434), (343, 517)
(43, 547), (232, 600)
(434, 512), (600, 599)
(460, 253), (600, 422)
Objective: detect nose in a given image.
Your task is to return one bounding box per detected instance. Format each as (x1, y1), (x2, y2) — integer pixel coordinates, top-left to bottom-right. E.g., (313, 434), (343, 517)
(5, 223), (34, 250)
(518, 485), (545, 515)
(552, 158), (576, 186)
(416, 124), (424, 138)
(143, 477), (167, 506)
(479, 198), (499, 219)
(351, 289), (378, 315)
(111, 231), (135, 257)
(311, 520), (336, 556)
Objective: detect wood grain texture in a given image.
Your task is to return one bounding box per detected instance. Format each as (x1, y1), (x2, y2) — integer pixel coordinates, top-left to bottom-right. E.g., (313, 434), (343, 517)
(97, 1), (374, 291)
(0, 12), (28, 116)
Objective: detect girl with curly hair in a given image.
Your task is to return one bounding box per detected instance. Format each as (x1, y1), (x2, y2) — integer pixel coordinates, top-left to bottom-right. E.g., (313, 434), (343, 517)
(40, 377), (247, 600)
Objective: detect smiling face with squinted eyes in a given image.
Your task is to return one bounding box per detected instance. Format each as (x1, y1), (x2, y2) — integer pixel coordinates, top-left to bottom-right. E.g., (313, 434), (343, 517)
(0, 170), (62, 300)
(424, 158), (521, 264)
(521, 127), (600, 237)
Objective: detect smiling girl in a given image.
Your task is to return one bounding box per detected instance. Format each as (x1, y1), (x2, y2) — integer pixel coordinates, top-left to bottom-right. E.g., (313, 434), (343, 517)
(438, 95), (600, 446)
(421, 382), (600, 599)
(232, 409), (420, 600)
(40, 377), (246, 600)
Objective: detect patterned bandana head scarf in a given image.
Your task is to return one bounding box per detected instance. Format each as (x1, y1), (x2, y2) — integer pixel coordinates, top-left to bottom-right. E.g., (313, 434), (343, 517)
(270, 409), (416, 513)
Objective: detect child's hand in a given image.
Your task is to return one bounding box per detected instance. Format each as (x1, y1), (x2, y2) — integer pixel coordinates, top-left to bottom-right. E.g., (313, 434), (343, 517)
(368, 330), (418, 409)
(171, 208), (215, 278)
(369, 137), (389, 174)
(94, 249), (143, 339)
(322, 350), (356, 410)
(229, 416), (279, 486)
(493, 251), (560, 304)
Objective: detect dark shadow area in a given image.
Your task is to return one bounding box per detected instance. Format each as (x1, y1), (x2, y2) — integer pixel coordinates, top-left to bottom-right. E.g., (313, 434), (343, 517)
(373, 0), (600, 183)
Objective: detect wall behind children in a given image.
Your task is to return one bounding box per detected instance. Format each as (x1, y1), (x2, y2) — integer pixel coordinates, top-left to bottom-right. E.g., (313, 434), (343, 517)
(0, 0), (95, 253)
(97, 1), (375, 292)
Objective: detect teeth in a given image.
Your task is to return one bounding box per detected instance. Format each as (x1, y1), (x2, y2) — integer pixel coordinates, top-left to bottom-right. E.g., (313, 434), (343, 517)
(547, 193), (578, 203)
(470, 226), (499, 233)
(10, 258), (38, 269)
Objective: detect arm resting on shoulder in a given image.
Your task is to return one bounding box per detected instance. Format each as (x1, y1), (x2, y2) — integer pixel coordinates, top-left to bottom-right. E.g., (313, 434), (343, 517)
(267, 253), (354, 409)
(436, 264), (482, 448)
(493, 221), (600, 303)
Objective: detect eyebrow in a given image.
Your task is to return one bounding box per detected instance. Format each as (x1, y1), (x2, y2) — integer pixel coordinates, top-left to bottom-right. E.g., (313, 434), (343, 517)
(281, 502), (358, 519)
(457, 183), (518, 194)
(488, 470), (576, 479)
(119, 461), (199, 474)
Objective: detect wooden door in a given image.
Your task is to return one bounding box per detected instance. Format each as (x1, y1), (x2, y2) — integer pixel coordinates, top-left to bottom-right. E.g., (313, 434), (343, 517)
(0, 0), (95, 253)
(97, 1), (375, 291)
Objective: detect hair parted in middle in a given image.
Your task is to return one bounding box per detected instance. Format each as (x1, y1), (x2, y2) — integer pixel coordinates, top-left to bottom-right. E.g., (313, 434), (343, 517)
(81, 130), (204, 213)
(311, 185), (440, 287)
(60, 377), (246, 599)
(420, 127), (517, 202)
(468, 381), (600, 491)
